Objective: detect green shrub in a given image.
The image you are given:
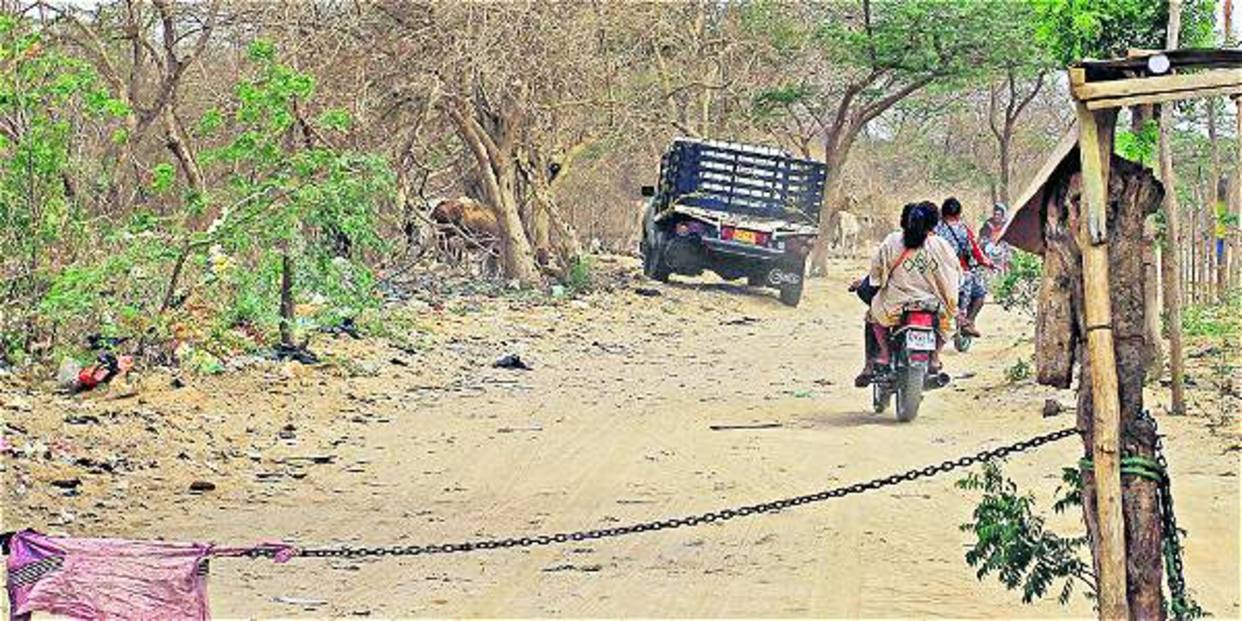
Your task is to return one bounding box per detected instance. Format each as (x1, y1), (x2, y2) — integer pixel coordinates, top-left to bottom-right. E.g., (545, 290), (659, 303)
(1182, 290), (1240, 339)
(958, 461), (1094, 605)
(566, 256), (595, 294)
(994, 250), (1042, 318)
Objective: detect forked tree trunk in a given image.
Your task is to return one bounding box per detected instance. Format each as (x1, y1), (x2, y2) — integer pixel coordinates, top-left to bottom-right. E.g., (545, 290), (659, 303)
(493, 162), (543, 285)
(997, 129), (1013, 206)
(1036, 157), (1166, 619)
(446, 101), (542, 286)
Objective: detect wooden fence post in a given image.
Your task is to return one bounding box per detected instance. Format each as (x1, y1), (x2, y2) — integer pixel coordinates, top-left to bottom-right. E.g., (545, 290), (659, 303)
(1074, 100), (1130, 621)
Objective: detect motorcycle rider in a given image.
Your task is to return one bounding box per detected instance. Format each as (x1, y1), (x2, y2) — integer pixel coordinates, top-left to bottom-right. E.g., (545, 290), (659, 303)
(978, 203), (1012, 275)
(854, 202), (960, 387)
(935, 197), (994, 338)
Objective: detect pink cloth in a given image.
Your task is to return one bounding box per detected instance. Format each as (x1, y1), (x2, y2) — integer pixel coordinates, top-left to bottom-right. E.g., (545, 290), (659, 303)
(5, 530), (294, 620)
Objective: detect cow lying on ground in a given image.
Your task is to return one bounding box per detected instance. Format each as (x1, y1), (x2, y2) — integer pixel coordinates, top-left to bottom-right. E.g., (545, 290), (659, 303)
(429, 197), (501, 274)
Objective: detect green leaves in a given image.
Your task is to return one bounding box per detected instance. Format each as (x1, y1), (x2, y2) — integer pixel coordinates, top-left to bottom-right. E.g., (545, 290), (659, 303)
(151, 163), (176, 193)
(1033, 0), (1216, 67)
(316, 108), (351, 132)
(752, 83), (814, 117)
(1115, 119), (1159, 166)
(995, 251), (1044, 318)
(193, 42), (391, 343)
(958, 461), (1095, 606)
(247, 39), (276, 62)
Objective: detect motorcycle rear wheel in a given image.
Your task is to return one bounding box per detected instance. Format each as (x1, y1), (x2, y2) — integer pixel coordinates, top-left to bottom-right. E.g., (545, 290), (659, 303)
(895, 361), (926, 422)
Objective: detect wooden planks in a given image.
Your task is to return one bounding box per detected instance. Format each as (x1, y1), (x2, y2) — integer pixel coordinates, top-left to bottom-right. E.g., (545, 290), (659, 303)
(1070, 67), (1242, 110)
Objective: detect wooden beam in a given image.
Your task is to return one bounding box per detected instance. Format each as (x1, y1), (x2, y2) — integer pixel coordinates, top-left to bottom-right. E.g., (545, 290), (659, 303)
(1074, 68), (1242, 101)
(1074, 103), (1130, 621)
(1086, 83), (1242, 110)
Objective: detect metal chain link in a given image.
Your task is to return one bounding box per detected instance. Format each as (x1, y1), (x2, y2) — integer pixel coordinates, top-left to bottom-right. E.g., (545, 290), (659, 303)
(269, 427), (1078, 560)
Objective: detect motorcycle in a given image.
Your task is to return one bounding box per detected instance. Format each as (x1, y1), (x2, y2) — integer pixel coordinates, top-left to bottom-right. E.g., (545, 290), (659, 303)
(872, 304), (951, 422)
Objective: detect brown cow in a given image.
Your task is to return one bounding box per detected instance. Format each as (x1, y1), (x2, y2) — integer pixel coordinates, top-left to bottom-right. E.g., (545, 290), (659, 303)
(429, 197), (501, 274)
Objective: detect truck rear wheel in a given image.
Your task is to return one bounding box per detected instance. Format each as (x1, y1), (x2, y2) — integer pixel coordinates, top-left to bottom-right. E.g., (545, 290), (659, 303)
(779, 280), (803, 306)
(642, 232), (670, 282)
(777, 260), (805, 306)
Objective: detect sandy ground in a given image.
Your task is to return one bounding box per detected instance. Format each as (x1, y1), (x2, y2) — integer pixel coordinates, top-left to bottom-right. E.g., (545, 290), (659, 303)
(2, 258), (1238, 618)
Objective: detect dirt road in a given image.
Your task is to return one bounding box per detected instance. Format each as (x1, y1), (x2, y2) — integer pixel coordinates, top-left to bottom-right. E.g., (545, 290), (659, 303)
(3, 259), (1238, 617)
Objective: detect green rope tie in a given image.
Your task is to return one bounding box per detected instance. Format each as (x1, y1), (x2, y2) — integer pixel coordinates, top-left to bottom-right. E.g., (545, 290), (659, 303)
(1079, 456), (1166, 482)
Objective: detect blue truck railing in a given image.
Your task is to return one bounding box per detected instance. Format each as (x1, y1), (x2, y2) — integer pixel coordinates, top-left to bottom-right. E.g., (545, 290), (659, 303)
(656, 138), (827, 222)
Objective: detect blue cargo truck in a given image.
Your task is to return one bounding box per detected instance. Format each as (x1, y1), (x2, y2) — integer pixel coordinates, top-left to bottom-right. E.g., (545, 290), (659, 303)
(639, 138), (827, 306)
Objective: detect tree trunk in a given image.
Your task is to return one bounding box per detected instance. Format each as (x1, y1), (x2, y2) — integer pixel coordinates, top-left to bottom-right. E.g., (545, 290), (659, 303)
(446, 101), (542, 286)
(1143, 215), (1164, 381)
(809, 146), (851, 275)
(997, 127), (1012, 207)
(162, 105), (205, 196)
(1042, 158), (1166, 620)
(1234, 96), (1242, 290)
(279, 252), (295, 349)
(1158, 0), (1186, 416)
(493, 162), (543, 286)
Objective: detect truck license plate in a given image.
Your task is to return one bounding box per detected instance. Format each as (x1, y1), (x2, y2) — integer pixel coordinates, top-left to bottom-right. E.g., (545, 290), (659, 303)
(906, 330), (935, 351)
(732, 229), (758, 245)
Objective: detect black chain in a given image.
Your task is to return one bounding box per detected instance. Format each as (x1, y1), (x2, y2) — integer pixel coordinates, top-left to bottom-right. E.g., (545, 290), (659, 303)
(265, 427), (1078, 560)
(1140, 410), (1197, 619)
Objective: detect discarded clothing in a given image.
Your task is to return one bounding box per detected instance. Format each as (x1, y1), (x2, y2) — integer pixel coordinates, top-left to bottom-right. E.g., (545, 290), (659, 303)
(5, 530), (294, 621)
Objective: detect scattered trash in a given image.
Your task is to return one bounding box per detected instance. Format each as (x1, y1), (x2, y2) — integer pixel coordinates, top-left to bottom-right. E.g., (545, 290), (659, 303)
(389, 357), (410, 367)
(283, 455), (336, 465)
(64, 414), (101, 425)
(497, 425), (543, 433)
(320, 317), (362, 339)
(494, 353), (532, 370)
(722, 316), (759, 326)
(85, 334), (128, 351)
(170, 376), (187, 389)
(274, 596), (327, 607)
(56, 357), (82, 390)
(708, 422), (783, 431)
(542, 563), (603, 573)
(189, 480), (216, 493)
(273, 343), (319, 365)
(634, 287), (662, 297)
(51, 478), (82, 490)
(278, 424), (297, 440)
(551, 284), (567, 298)
(59, 353), (134, 393)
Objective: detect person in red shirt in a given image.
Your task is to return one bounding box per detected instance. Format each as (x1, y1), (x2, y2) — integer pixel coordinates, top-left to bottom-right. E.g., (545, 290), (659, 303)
(935, 197), (994, 338)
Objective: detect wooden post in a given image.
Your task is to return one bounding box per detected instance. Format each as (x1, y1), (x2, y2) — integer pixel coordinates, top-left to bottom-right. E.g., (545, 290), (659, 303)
(1074, 100), (1130, 621)
(1235, 94), (1242, 290)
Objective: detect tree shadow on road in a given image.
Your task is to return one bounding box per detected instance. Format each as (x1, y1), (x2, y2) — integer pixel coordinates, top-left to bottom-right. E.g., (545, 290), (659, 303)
(660, 278), (785, 307)
(798, 411), (908, 428)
